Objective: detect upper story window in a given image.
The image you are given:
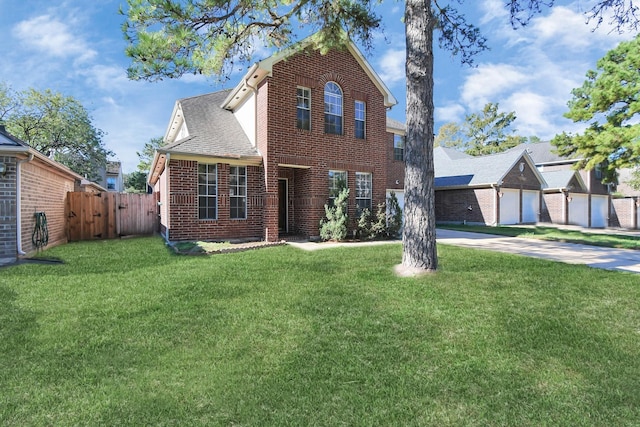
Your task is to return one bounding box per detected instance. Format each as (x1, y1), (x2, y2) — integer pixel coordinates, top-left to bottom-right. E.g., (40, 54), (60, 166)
(355, 100), (366, 139)
(229, 166), (247, 219)
(324, 82), (343, 135)
(393, 134), (405, 161)
(106, 176), (116, 191)
(198, 163), (217, 220)
(296, 87), (311, 130)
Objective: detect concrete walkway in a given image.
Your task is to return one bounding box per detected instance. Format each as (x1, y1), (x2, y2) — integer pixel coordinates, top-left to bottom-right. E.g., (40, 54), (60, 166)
(435, 229), (640, 274)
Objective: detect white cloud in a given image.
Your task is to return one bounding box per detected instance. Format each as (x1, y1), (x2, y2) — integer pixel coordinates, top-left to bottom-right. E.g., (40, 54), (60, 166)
(78, 65), (130, 92)
(460, 64), (528, 109)
(436, 103), (466, 123)
(13, 15), (96, 63)
(377, 49), (405, 85)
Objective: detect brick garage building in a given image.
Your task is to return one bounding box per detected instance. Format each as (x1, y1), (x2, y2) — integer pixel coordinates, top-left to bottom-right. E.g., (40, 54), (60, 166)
(149, 35), (400, 242)
(0, 126), (92, 263)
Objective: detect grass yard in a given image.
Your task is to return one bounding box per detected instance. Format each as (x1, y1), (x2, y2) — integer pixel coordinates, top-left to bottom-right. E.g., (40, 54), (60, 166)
(2, 237), (640, 426)
(440, 224), (640, 250)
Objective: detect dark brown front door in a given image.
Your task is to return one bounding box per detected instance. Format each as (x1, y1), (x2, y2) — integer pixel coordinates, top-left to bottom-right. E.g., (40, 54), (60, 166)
(278, 179), (288, 233)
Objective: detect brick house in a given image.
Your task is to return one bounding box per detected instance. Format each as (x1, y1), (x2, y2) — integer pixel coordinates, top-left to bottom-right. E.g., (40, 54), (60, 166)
(506, 142), (611, 228)
(148, 36), (399, 242)
(0, 125), (100, 263)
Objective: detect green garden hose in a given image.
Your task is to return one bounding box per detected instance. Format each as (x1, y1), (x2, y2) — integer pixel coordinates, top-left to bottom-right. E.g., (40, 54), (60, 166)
(32, 212), (49, 249)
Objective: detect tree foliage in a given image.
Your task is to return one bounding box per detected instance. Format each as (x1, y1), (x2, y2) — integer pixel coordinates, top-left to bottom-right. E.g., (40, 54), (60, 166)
(552, 34), (640, 183)
(124, 170), (149, 193)
(435, 102), (532, 155)
(0, 84), (112, 181)
(121, 0), (640, 273)
(137, 136), (164, 171)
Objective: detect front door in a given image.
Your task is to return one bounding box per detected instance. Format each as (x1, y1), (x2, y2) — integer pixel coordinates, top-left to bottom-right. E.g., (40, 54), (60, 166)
(278, 179), (288, 233)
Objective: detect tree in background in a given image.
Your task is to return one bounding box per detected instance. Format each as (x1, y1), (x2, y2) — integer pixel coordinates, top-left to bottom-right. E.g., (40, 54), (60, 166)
(435, 102), (536, 155)
(122, 0), (638, 274)
(553, 34), (640, 184)
(124, 170), (149, 193)
(1, 85), (112, 182)
(137, 136), (164, 171)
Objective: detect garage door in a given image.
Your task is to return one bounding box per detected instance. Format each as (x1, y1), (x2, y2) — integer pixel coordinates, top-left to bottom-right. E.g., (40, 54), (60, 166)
(499, 189), (519, 225)
(522, 190), (539, 223)
(568, 194), (589, 227)
(591, 195), (609, 228)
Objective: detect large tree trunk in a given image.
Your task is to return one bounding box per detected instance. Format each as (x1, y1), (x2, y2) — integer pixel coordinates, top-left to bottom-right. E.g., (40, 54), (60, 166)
(400, 0), (437, 274)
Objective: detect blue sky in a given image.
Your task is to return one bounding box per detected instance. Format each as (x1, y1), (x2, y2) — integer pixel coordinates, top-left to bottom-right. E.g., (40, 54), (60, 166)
(0, 0), (633, 173)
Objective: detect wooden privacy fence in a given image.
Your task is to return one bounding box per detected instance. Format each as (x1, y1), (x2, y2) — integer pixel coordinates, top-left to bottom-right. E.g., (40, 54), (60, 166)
(67, 192), (158, 241)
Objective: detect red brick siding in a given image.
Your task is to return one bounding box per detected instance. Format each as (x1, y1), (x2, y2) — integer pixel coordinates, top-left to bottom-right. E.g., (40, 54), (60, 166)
(541, 193), (566, 224)
(611, 198), (637, 229)
(502, 161), (543, 190)
(436, 188), (496, 225)
(20, 160), (76, 254)
(166, 159), (265, 241)
(386, 131), (405, 190)
(262, 47), (389, 237)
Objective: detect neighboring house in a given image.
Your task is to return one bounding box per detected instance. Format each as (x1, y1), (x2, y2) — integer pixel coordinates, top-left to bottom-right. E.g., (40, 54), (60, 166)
(506, 142), (611, 228)
(149, 35), (399, 242)
(433, 146), (546, 225)
(0, 125), (103, 263)
(98, 160), (124, 192)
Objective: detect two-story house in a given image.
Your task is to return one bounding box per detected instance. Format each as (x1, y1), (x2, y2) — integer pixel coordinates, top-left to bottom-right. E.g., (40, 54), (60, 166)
(148, 35), (398, 243)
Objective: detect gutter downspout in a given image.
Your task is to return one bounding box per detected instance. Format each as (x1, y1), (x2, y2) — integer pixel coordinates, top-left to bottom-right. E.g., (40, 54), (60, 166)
(490, 182), (501, 226)
(16, 153), (34, 256)
(163, 153), (171, 244)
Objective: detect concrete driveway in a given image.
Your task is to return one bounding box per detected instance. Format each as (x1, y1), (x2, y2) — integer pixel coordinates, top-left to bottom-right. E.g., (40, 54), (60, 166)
(436, 229), (640, 274)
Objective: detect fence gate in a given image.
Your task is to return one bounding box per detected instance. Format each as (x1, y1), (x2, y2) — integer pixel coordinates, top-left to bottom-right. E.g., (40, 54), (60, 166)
(67, 192), (158, 241)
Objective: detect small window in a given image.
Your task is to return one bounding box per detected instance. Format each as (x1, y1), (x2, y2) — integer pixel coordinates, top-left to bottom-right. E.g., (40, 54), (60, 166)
(198, 164), (218, 220)
(324, 82), (343, 135)
(393, 134), (405, 161)
(355, 172), (372, 215)
(296, 87), (311, 130)
(106, 176), (116, 191)
(229, 166), (247, 219)
(328, 170), (347, 202)
(355, 100), (365, 139)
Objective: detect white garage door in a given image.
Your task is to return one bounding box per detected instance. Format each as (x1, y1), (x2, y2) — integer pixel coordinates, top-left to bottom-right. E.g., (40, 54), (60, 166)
(522, 190), (539, 223)
(499, 189), (519, 225)
(591, 195), (609, 228)
(568, 194), (589, 227)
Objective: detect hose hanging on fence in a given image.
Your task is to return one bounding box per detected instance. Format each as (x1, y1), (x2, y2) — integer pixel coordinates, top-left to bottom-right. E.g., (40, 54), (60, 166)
(32, 212), (49, 249)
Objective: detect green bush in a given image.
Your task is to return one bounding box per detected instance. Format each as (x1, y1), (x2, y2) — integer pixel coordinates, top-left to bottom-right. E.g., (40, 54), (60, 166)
(356, 192), (403, 240)
(320, 188), (349, 241)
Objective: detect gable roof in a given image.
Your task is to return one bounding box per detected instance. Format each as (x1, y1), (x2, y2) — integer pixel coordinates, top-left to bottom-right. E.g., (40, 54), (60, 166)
(540, 169), (587, 192)
(159, 90), (260, 160)
(434, 147), (546, 189)
(222, 33), (397, 111)
(505, 141), (578, 165)
(0, 125), (29, 151)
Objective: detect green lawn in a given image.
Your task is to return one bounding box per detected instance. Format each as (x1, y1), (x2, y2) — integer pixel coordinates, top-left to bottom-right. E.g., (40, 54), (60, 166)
(2, 237), (640, 426)
(440, 224), (640, 250)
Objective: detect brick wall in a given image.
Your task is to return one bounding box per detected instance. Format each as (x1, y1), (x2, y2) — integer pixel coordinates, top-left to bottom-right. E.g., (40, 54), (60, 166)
(611, 198), (637, 229)
(541, 192), (566, 224)
(0, 155), (17, 259)
(386, 131), (405, 191)
(166, 159), (265, 241)
(263, 47), (390, 238)
(20, 160), (76, 254)
(436, 188), (496, 225)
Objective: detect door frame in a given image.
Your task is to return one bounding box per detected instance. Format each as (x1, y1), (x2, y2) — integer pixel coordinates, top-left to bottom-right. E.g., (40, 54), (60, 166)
(278, 178), (289, 233)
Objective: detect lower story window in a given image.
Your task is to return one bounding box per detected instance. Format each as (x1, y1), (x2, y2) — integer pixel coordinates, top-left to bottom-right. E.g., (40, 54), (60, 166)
(230, 166), (247, 219)
(328, 170), (348, 203)
(198, 163), (217, 219)
(355, 172), (372, 215)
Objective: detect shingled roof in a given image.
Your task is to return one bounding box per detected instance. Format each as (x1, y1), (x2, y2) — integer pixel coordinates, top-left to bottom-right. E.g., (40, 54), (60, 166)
(434, 146), (545, 188)
(159, 90), (259, 159)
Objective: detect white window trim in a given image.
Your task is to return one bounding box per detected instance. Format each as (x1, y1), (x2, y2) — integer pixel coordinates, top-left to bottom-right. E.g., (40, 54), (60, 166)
(324, 82), (343, 135)
(297, 86), (311, 131)
(355, 100), (366, 139)
(198, 163), (218, 220)
(355, 172), (372, 214)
